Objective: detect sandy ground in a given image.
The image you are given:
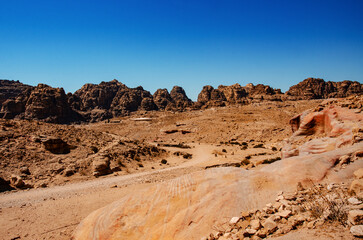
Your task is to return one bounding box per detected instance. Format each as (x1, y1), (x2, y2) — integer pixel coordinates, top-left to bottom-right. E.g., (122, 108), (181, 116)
(2, 100), (343, 240)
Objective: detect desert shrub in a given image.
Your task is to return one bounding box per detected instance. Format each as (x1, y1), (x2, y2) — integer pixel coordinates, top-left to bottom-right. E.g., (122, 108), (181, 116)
(300, 180), (349, 226)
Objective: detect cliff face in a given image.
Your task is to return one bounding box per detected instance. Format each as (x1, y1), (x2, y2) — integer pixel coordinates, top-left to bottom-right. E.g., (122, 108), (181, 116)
(286, 78), (362, 99)
(196, 83), (283, 107)
(0, 78), (361, 123)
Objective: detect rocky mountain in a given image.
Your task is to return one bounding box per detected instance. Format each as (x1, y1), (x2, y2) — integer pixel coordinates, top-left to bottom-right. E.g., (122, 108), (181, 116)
(0, 78), (361, 123)
(286, 78), (362, 99)
(0, 80), (32, 105)
(196, 83), (283, 107)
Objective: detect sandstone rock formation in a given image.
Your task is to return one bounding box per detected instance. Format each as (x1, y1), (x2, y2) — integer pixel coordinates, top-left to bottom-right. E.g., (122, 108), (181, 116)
(0, 78), (361, 123)
(282, 96), (363, 158)
(0, 80), (32, 105)
(197, 83), (282, 107)
(73, 142), (363, 240)
(286, 78), (362, 100)
(73, 98), (363, 239)
(24, 84), (80, 123)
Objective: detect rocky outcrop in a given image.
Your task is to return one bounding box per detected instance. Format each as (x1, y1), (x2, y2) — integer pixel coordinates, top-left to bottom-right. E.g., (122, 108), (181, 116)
(73, 141), (363, 239)
(0, 80), (32, 105)
(153, 86), (192, 111)
(0, 78), (361, 123)
(110, 86), (157, 115)
(197, 83), (282, 107)
(170, 86), (192, 110)
(286, 78), (362, 100)
(72, 80), (126, 111)
(24, 84), (80, 123)
(153, 88), (173, 110)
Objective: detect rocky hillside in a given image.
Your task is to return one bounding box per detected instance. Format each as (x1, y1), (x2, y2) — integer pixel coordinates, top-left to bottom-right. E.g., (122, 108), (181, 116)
(0, 78), (361, 123)
(286, 78), (362, 99)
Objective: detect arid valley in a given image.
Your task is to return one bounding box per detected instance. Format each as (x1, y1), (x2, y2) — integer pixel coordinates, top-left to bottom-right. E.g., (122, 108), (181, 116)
(0, 78), (362, 239)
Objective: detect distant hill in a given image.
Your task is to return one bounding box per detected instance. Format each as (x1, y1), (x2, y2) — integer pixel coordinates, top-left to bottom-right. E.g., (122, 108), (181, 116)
(0, 78), (361, 123)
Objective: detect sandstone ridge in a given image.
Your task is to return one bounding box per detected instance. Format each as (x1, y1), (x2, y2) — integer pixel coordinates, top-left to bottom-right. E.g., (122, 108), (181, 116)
(0, 78), (361, 123)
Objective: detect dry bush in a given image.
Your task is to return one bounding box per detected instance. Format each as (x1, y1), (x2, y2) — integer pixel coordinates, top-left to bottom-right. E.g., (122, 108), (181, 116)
(300, 180), (349, 226)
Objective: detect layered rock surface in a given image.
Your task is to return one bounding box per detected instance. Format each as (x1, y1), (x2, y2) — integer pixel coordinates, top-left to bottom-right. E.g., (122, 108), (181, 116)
(72, 99), (363, 240)
(286, 78), (362, 100)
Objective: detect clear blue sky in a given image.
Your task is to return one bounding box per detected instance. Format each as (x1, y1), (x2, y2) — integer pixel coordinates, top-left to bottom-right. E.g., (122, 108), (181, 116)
(1, 0), (362, 100)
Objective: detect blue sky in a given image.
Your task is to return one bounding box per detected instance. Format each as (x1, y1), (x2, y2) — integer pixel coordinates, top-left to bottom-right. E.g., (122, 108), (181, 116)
(0, 0), (362, 100)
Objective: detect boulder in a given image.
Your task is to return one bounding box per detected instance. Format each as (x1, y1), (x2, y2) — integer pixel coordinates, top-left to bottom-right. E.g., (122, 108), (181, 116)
(92, 155), (111, 177)
(42, 137), (71, 154)
(262, 218), (277, 234)
(10, 175), (25, 188)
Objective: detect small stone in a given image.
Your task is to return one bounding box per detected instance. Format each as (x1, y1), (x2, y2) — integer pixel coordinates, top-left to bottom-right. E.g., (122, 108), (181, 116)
(19, 166), (30, 175)
(262, 219), (277, 234)
(256, 228), (268, 238)
(350, 225), (363, 237)
(327, 183), (336, 191)
(307, 220), (316, 229)
(250, 219), (261, 230)
(246, 228), (257, 235)
(277, 210), (292, 218)
(223, 232), (232, 238)
(348, 197), (362, 205)
(283, 193), (296, 201)
(10, 175), (25, 188)
(276, 195), (284, 201)
(230, 216), (240, 225)
(349, 210), (363, 225)
(277, 224), (293, 235)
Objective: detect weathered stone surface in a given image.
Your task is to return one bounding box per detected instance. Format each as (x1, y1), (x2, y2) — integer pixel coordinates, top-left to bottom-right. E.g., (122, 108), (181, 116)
(286, 78), (362, 100)
(350, 225), (363, 237)
(250, 219), (261, 230)
(24, 84), (80, 123)
(350, 179), (363, 196)
(72, 79), (125, 111)
(348, 197), (362, 205)
(349, 210), (363, 225)
(277, 210), (292, 218)
(262, 218), (277, 234)
(42, 137), (71, 154)
(354, 168), (363, 179)
(169, 86), (192, 110)
(153, 88), (173, 110)
(0, 176), (14, 192)
(10, 174), (25, 188)
(283, 105), (363, 158)
(92, 155), (111, 177)
(229, 216), (240, 225)
(0, 80), (32, 105)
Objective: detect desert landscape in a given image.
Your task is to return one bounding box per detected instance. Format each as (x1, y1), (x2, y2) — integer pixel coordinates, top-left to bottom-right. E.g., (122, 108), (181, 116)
(0, 78), (362, 239)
